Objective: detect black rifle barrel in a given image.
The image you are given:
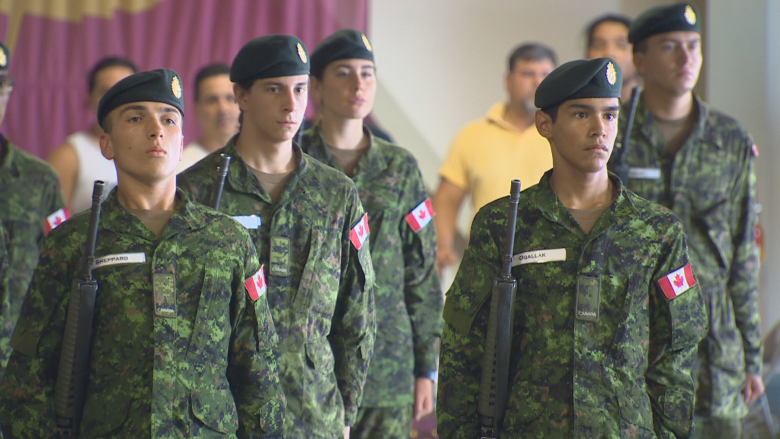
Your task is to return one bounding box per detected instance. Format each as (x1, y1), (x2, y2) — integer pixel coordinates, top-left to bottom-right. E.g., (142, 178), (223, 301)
(615, 86), (641, 166)
(54, 180), (105, 439)
(211, 153), (231, 210)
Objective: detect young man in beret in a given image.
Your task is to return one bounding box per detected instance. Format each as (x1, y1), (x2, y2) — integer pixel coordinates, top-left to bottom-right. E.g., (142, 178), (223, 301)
(299, 29), (442, 439)
(0, 41), (67, 381)
(437, 57), (707, 438)
(178, 35), (375, 439)
(607, 4), (763, 438)
(0, 69), (285, 438)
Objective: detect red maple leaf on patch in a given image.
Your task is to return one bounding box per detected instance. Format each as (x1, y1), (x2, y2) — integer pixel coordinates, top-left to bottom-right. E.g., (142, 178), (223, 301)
(673, 273), (684, 288)
(358, 225), (364, 236)
(418, 210), (426, 219)
(53, 215), (64, 226)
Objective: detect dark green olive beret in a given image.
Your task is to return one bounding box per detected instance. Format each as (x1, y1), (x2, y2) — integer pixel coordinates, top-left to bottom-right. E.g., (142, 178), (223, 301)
(230, 34), (310, 84)
(310, 29), (374, 78)
(535, 58), (622, 109)
(97, 69), (184, 129)
(629, 2), (701, 44)
(0, 41), (9, 70)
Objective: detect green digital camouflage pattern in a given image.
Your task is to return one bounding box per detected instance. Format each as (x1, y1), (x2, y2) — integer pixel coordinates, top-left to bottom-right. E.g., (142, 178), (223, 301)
(301, 124), (443, 409)
(437, 171), (707, 438)
(178, 139), (376, 439)
(608, 93), (761, 419)
(0, 139), (65, 378)
(351, 406), (413, 439)
(0, 189), (285, 438)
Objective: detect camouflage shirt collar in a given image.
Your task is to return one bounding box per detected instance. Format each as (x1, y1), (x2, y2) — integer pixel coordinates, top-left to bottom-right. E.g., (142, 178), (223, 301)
(100, 188), (206, 239)
(634, 92), (721, 149)
(305, 122), (387, 177)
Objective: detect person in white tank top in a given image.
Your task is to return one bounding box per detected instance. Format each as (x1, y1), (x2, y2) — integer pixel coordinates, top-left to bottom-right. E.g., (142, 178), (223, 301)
(176, 63), (239, 173)
(48, 57), (137, 213)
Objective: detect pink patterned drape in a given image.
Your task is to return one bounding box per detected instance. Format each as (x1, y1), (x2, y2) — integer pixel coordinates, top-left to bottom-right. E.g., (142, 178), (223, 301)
(0, 0), (368, 159)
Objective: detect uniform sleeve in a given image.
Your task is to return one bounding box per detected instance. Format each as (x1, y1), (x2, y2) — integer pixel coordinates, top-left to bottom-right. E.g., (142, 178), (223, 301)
(400, 164), (443, 375)
(228, 233), (285, 439)
(645, 220), (707, 439)
(0, 232), (76, 438)
(726, 136), (762, 376)
(327, 186), (376, 427)
(436, 208), (500, 438)
(438, 126), (472, 190)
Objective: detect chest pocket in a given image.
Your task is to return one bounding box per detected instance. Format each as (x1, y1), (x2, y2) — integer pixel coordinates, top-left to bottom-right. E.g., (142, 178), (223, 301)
(187, 263), (233, 369)
(294, 227), (340, 320)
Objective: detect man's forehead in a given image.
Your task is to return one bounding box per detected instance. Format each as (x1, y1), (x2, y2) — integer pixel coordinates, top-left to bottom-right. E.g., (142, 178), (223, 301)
(256, 74), (309, 85)
(561, 97), (621, 109)
(116, 101), (181, 114)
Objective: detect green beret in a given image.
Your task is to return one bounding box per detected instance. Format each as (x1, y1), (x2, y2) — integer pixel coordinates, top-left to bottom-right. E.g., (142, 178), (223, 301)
(0, 41), (9, 70)
(629, 2), (701, 44)
(97, 69), (184, 129)
(310, 29), (374, 78)
(230, 34), (310, 84)
(535, 58), (622, 110)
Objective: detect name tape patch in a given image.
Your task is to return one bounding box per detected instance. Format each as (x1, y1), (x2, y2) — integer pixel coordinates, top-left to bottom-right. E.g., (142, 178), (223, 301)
(93, 252), (147, 268)
(232, 215), (262, 229)
(628, 167), (661, 180)
(511, 248), (566, 267)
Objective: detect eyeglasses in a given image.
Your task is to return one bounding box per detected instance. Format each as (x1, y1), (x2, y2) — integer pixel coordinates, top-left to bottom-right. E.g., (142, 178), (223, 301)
(0, 75), (16, 95)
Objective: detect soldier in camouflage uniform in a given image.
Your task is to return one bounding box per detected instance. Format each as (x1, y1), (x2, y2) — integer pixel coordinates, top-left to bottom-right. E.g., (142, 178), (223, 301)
(0, 69), (285, 438)
(0, 41), (67, 379)
(608, 4), (764, 438)
(178, 35), (376, 439)
(300, 29), (443, 439)
(437, 58), (707, 438)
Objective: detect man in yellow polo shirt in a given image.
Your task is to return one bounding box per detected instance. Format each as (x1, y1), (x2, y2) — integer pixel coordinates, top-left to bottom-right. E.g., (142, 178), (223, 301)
(433, 43), (556, 268)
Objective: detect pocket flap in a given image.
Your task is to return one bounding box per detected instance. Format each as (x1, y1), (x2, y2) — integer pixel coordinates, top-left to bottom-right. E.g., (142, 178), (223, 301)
(79, 386), (132, 435)
(191, 389), (239, 434)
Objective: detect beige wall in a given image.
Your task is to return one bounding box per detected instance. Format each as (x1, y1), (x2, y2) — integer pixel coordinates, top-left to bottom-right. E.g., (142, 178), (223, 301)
(369, 0), (779, 333)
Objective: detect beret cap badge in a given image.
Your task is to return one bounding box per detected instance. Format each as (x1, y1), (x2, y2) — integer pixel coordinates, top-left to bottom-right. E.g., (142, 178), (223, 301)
(171, 76), (182, 99)
(606, 62), (617, 86)
(297, 43), (308, 64)
(684, 5), (697, 25)
(0, 51), (6, 69)
(361, 33), (373, 52)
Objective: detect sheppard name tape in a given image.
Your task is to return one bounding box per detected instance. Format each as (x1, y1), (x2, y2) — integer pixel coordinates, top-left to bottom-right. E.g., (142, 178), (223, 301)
(93, 252), (147, 268)
(628, 167), (661, 180)
(511, 248), (566, 266)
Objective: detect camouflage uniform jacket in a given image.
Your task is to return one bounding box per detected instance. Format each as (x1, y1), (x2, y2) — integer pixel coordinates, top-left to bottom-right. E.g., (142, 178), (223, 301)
(301, 125), (443, 407)
(608, 94), (761, 418)
(0, 138), (66, 377)
(437, 171), (707, 439)
(178, 139), (376, 438)
(0, 189), (285, 438)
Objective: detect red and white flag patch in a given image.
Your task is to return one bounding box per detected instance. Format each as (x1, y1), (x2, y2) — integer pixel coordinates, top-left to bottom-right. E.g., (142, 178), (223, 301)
(245, 265), (267, 302)
(350, 213), (370, 250)
(752, 144), (760, 157)
(658, 263), (696, 300)
(44, 207), (71, 235)
(406, 198), (435, 232)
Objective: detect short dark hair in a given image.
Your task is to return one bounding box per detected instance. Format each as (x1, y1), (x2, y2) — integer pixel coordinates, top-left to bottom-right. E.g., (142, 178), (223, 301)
(632, 39), (649, 54)
(541, 105), (560, 123)
(585, 14), (632, 49)
(508, 43), (557, 72)
(88, 57), (138, 93)
(194, 63), (231, 102)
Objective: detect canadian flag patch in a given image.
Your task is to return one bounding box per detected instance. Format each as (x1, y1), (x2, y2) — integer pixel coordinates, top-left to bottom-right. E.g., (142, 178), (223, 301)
(658, 264), (696, 300)
(44, 207), (71, 235)
(406, 198), (435, 232)
(350, 213), (370, 250)
(244, 265), (267, 302)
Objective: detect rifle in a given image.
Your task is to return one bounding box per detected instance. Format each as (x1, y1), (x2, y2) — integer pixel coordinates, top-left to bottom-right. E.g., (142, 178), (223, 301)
(54, 181), (105, 439)
(611, 86), (641, 185)
(477, 179), (521, 439)
(210, 153), (231, 209)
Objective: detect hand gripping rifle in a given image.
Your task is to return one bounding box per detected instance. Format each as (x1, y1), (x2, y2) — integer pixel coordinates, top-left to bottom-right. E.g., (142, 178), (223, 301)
(477, 179), (521, 439)
(54, 180), (105, 439)
(210, 153), (231, 209)
(611, 86), (640, 185)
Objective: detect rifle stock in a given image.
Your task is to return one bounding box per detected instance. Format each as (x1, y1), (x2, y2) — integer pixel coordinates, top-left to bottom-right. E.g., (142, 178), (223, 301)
(477, 179), (521, 439)
(211, 153), (231, 210)
(54, 180), (105, 439)
(612, 86), (640, 185)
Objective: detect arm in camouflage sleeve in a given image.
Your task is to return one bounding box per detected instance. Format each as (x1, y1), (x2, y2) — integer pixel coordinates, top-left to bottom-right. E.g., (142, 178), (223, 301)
(0, 234), (74, 438)
(726, 136), (762, 376)
(229, 236), (285, 439)
(646, 221), (707, 438)
(436, 210), (500, 438)
(401, 165), (444, 375)
(328, 186), (376, 427)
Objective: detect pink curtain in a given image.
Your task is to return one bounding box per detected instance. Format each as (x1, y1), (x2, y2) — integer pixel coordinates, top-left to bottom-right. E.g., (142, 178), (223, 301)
(0, 0), (368, 159)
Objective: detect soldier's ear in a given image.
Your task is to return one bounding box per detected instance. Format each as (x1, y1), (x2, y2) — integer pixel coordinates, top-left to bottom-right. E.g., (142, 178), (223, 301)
(99, 133), (114, 160)
(535, 109), (553, 140)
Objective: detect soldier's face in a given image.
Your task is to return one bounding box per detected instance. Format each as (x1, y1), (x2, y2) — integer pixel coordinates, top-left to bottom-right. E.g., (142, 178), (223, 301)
(235, 75), (308, 144)
(313, 58), (376, 121)
(506, 58), (555, 112)
(195, 74), (239, 140)
(0, 71), (10, 126)
(587, 22), (636, 82)
(634, 31), (702, 96)
(99, 101), (184, 185)
(537, 97), (620, 175)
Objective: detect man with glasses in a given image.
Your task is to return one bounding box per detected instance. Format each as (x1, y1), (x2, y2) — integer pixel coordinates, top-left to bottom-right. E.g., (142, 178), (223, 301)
(0, 40), (67, 379)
